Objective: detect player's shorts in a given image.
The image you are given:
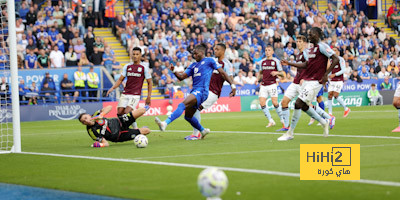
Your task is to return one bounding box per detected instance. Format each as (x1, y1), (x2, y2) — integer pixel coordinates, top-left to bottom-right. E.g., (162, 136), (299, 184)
(201, 91), (219, 110)
(395, 83), (400, 97)
(110, 129), (141, 143)
(190, 88), (208, 108)
(118, 94), (140, 109)
(284, 83), (301, 100)
(299, 80), (323, 104)
(118, 112), (136, 131)
(328, 81), (344, 93)
(259, 84), (278, 99)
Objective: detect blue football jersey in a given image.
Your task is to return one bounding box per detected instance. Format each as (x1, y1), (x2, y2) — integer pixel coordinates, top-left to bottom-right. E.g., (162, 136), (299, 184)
(184, 57), (221, 91)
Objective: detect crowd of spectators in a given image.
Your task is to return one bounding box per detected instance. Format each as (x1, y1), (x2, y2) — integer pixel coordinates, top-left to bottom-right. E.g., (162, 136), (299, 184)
(0, 0), (399, 102)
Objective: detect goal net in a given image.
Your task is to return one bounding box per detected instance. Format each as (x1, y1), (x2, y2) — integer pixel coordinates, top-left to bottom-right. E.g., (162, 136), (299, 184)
(0, 0), (21, 153)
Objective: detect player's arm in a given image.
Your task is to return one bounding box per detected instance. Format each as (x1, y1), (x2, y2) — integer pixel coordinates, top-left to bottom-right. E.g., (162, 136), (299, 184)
(281, 59), (308, 69)
(144, 66), (152, 105)
(169, 63), (188, 81)
(217, 67), (236, 97)
(271, 59), (285, 78)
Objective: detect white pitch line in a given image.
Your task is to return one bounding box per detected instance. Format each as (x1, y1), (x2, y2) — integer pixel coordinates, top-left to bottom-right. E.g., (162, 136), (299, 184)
(154, 130), (400, 140)
(133, 144), (400, 160)
(17, 151), (400, 187)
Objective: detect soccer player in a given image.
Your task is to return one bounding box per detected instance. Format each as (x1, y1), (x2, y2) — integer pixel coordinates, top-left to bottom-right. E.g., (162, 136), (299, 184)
(155, 43), (235, 139)
(392, 82), (400, 132)
(185, 43), (236, 140)
(308, 87), (326, 126)
(258, 45), (284, 128)
(278, 27), (339, 141)
(327, 47), (351, 117)
(106, 47), (152, 128)
(78, 105), (151, 148)
(277, 35), (308, 131)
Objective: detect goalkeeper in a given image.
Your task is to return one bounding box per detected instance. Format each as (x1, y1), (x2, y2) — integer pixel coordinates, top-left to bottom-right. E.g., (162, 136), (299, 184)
(78, 105), (150, 147)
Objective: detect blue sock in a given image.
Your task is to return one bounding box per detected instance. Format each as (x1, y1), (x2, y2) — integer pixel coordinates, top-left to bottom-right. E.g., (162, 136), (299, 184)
(166, 103), (185, 125)
(192, 110), (201, 133)
(318, 101), (325, 110)
(184, 116), (204, 132)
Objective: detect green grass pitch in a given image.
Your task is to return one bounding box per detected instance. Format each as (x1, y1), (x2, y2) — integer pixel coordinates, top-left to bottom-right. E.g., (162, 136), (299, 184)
(1, 105), (400, 199)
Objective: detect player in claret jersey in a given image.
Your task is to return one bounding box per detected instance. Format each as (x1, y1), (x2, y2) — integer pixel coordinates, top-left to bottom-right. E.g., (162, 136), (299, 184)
(106, 47), (153, 128)
(155, 43), (236, 139)
(327, 47), (351, 117)
(185, 43), (236, 140)
(278, 27), (339, 141)
(258, 45), (284, 128)
(276, 35), (307, 132)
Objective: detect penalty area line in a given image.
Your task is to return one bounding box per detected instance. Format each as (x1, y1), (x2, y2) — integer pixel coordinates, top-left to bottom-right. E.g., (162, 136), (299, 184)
(155, 130), (400, 140)
(18, 151), (400, 188)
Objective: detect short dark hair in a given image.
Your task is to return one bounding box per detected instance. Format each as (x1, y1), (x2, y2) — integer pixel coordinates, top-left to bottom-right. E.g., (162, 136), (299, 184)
(371, 83), (376, 87)
(132, 47), (142, 54)
(310, 27), (323, 40)
(78, 113), (86, 122)
(216, 43), (226, 50)
(195, 43), (207, 53)
(297, 35), (307, 42)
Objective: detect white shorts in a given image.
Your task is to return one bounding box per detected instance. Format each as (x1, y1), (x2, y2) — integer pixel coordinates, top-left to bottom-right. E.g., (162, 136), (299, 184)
(259, 84), (278, 99)
(284, 83), (301, 100)
(118, 94), (141, 109)
(328, 81), (344, 93)
(201, 91), (219, 110)
(299, 81), (323, 104)
(395, 83), (400, 97)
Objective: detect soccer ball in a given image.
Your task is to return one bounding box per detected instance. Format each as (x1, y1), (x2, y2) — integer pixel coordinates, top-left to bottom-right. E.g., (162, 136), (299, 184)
(134, 134), (148, 148)
(197, 168), (228, 198)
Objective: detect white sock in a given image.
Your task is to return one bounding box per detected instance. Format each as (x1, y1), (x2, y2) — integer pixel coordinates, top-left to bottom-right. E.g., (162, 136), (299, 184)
(336, 96), (348, 110)
(289, 109), (302, 132)
(262, 105), (272, 121)
(132, 122), (138, 129)
(328, 99), (333, 114)
(306, 107), (327, 125)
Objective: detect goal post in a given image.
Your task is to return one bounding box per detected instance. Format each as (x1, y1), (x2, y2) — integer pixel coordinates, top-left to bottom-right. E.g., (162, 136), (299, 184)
(0, 0), (21, 153)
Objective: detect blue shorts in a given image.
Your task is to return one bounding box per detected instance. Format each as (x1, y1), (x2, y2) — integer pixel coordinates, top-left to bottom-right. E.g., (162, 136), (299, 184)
(190, 88), (208, 109)
(317, 87), (324, 97)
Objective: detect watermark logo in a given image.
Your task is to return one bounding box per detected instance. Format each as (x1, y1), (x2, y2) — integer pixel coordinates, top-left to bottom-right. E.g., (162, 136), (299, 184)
(300, 144), (360, 180)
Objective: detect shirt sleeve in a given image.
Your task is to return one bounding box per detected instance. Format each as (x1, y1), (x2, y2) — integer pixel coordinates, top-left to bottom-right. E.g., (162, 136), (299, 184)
(120, 63), (129, 77)
(274, 58), (283, 71)
(184, 63), (195, 77)
(210, 58), (221, 70)
(144, 65), (152, 79)
(335, 57), (346, 76)
(302, 50), (309, 61)
(319, 42), (335, 58)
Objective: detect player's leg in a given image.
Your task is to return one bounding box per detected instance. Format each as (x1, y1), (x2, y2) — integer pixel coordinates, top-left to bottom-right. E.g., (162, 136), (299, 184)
(115, 127), (151, 142)
(259, 86), (275, 127)
(270, 85), (283, 124)
(392, 95), (400, 132)
(184, 106), (210, 139)
(278, 96), (291, 131)
(155, 93), (198, 131)
(118, 107), (146, 130)
(327, 90), (334, 115)
(187, 91), (217, 140)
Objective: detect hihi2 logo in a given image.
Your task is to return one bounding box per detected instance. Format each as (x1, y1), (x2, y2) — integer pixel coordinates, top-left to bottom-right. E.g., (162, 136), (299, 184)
(300, 144), (360, 180)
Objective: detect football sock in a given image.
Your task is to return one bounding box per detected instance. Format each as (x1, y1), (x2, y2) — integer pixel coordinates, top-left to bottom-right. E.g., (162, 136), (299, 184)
(315, 105), (331, 119)
(336, 96), (347, 110)
(306, 107), (327, 125)
(398, 108), (400, 127)
(289, 109), (301, 132)
(184, 116), (204, 132)
(132, 122), (138, 129)
(328, 99), (333, 114)
(275, 105), (283, 121)
(192, 110), (201, 134)
(318, 101), (325, 110)
(282, 107), (290, 128)
(261, 105), (272, 121)
(166, 103), (185, 125)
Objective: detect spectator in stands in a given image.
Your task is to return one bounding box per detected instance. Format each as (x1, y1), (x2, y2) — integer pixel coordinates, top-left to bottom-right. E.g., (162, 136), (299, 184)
(37, 49), (50, 69)
(388, 2), (397, 28)
(84, 27), (95, 58)
(173, 87), (184, 99)
(378, 67), (390, 79)
(114, 15), (126, 41)
(245, 71), (258, 85)
(234, 71), (246, 86)
(53, 5), (64, 28)
(359, 66), (371, 80)
(350, 70), (363, 83)
(74, 39), (86, 60)
(27, 81), (39, 105)
(0, 50), (8, 70)
(25, 50), (37, 69)
(93, 36), (105, 54)
(26, 6), (37, 27)
(65, 46), (78, 66)
(102, 46), (114, 74)
(380, 76), (393, 90)
(0, 77), (9, 100)
(42, 72), (56, 90)
(78, 53), (92, 67)
(49, 45), (64, 68)
(40, 82), (57, 103)
(19, 2), (29, 22)
(369, 68), (378, 80)
(60, 73), (77, 103)
(85, 6), (95, 29)
(91, 48), (103, 65)
(74, 66), (87, 102)
(86, 66), (99, 102)
(18, 79), (30, 103)
(368, 84), (383, 106)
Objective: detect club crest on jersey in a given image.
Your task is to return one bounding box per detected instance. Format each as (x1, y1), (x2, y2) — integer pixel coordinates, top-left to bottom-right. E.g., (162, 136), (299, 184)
(201, 61), (205, 65)
(271, 61), (275, 66)
(194, 68), (199, 74)
(97, 119), (105, 125)
(138, 67), (142, 72)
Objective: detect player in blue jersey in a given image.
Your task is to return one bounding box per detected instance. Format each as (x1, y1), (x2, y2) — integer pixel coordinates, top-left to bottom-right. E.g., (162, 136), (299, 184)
(155, 43), (236, 139)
